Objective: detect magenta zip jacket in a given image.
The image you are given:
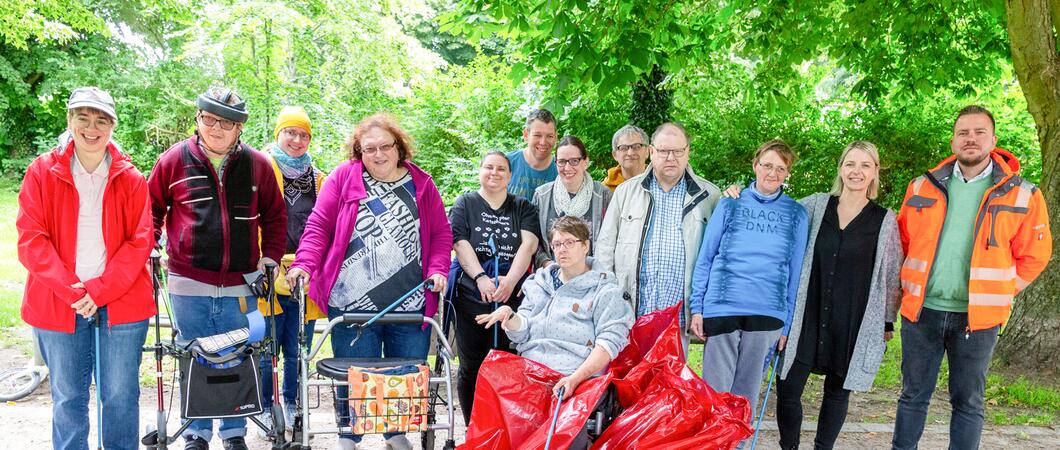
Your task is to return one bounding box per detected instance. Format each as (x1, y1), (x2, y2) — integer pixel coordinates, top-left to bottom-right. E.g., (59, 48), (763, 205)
(291, 159), (453, 320)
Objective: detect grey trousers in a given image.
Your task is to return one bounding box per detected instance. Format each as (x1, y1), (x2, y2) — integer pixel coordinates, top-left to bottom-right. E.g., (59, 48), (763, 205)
(701, 328), (783, 420)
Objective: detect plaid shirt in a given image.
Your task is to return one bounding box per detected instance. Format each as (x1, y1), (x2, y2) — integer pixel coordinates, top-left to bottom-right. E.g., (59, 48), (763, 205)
(638, 176), (687, 323)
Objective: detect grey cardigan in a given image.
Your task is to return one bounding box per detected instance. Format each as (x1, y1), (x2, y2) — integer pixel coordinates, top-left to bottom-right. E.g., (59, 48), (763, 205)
(781, 193), (903, 391)
(531, 180), (612, 267)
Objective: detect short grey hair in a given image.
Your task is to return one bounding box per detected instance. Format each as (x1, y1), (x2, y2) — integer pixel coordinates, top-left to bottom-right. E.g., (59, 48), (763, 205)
(611, 125), (649, 150)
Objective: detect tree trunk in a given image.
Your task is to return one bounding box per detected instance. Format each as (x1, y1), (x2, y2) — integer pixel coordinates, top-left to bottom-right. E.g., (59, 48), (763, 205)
(995, 0), (1060, 371)
(629, 65), (672, 133)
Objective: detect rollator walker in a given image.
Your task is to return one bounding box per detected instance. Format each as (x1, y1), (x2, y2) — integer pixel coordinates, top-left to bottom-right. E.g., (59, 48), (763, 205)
(288, 277), (458, 450)
(141, 250), (290, 449)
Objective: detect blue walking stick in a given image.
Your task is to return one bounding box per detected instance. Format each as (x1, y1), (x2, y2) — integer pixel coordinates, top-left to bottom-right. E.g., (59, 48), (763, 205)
(749, 347), (781, 450)
(487, 235), (499, 349)
(544, 386), (565, 450)
(90, 311), (103, 450)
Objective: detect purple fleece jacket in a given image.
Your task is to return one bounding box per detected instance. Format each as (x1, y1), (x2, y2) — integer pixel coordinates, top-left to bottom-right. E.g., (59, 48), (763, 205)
(291, 159), (453, 319)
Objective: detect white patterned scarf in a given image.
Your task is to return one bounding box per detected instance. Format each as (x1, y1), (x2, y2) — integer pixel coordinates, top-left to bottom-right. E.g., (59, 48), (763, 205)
(551, 171), (594, 218)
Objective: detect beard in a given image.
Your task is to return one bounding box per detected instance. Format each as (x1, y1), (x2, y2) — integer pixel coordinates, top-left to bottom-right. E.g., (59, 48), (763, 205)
(956, 147), (989, 167)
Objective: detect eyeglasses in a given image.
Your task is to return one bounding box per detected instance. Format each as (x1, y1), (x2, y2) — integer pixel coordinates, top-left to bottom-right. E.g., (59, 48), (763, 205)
(198, 113), (238, 131)
(362, 142), (397, 155)
(615, 143), (646, 153)
(282, 128), (310, 141)
(757, 162), (789, 176)
(556, 157), (584, 167)
(72, 115), (115, 131)
(550, 239), (585, 250)
(653, 146), (687, 159)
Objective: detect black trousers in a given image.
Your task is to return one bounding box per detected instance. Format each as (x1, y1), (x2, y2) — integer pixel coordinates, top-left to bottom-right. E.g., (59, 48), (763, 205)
(775, 358), (851, 450)
(452, 293), (518, 425)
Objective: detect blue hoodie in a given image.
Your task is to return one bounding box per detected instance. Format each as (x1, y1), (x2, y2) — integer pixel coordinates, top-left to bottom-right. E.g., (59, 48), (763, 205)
(688, 183), (809, 335)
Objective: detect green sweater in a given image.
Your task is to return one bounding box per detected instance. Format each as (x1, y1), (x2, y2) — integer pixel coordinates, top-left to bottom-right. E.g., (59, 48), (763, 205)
(923, 175), (992, 312)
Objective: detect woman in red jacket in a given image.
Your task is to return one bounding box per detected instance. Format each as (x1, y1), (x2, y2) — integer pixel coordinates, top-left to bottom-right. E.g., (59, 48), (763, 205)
(17, 87), (155, 450)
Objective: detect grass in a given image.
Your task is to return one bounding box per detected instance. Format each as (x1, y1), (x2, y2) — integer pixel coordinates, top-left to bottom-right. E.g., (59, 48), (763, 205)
(0, 182), (25, 334)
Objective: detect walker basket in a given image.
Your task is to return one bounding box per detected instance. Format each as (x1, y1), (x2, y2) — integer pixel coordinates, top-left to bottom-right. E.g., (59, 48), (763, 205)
(347, 363), (430, 434)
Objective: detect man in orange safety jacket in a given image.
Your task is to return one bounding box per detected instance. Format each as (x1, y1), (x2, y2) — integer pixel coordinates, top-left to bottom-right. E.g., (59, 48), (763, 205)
(892, 105), (1052, 450)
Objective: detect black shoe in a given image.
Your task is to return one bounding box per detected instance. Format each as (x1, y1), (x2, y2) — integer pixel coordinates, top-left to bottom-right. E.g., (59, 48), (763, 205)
(222, 436), (249, 450)
(184, 437), (208, 450)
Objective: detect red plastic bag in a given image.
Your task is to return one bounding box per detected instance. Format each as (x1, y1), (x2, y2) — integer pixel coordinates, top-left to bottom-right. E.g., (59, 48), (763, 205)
(461, 303), (752, 449)
(460, 350), (612, 450)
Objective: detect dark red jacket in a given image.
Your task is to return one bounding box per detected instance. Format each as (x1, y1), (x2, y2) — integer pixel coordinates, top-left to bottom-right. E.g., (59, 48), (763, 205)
(18, 141), (156, 332)
(148, 137), (286, 286)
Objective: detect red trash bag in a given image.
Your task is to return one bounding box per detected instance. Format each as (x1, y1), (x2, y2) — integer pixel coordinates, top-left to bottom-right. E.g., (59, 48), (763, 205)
(460, 350), (612, 450)
(461, 303), (753, 449)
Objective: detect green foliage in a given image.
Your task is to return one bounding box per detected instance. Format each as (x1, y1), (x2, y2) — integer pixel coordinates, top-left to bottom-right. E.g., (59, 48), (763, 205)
(440, 0), (720, 111)
(400, 55), (525, 203)
(0, 0), (105, 49)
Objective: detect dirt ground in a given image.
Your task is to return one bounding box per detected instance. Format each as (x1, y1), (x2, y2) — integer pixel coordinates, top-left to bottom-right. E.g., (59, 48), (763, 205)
(2, 341), (1059, 449)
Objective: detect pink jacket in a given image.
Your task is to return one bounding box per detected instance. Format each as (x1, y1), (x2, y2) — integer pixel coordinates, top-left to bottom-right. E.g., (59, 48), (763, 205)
(291, 160), (453, 319)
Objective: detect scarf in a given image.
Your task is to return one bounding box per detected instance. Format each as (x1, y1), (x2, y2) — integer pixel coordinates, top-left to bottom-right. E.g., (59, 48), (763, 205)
(269, 143), (313, 178)
(552, 171), (594, 218)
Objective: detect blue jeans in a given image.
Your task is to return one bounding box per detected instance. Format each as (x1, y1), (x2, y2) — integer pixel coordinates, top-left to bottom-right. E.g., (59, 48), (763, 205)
(171, 294), (255, 441)
(260, 294), (316, 408)
(328, 306), (430, 442)
(34, 307), (148, 450)
(892, 308), (999, 450)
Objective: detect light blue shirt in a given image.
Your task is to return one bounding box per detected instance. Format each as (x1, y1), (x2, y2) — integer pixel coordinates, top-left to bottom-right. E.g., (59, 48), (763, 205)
(638, 175), (687, 322)
(506, 149), (557, 200)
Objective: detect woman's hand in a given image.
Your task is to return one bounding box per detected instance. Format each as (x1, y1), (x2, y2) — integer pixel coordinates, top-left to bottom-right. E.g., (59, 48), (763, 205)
(427, 273), (447, 294)
(475, 275), (496, 303)
(286, 267), (310, 288)
(491, 275), (516, 303)
(475, 305), (513, 329)
(553, 372), (587, 400)
(778, 335), (788, 351)
(690, 314), (706, 341)
(69, 283), (97, 319)
(722, 184), (742, 199)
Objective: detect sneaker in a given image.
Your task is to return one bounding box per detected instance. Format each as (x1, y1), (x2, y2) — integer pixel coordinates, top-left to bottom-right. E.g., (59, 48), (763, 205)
(385, 434), (413, 450)
(283, 402), (297, 430)
(338, 437), (359, 450)
(184, 437), (208, 450)
(255, 409), (273, 438)
(222, 436), (249, 450)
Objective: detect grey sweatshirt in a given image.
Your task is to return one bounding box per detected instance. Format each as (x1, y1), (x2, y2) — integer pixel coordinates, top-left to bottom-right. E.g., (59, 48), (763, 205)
(508, 265), (634, 375)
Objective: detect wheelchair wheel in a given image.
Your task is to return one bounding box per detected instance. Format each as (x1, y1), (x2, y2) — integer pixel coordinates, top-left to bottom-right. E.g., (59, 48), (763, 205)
(0, 367), (44, 402)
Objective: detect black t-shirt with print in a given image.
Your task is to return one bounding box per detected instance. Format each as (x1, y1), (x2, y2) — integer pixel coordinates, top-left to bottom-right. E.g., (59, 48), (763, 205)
(449, 192), (541, 301)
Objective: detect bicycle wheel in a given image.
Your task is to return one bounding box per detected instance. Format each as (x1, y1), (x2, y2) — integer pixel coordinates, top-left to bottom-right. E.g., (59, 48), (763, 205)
(0, 367), (44, 402)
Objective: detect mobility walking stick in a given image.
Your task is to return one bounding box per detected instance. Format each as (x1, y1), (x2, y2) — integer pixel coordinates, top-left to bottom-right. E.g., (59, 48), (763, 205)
(544, 386), (565, 450)
(90, 310), (103, 450)
(148, 249), (169, 449)
(487, 235), (499, 349)
(749, 348), (781, 450)
(262, 262), (289, 448)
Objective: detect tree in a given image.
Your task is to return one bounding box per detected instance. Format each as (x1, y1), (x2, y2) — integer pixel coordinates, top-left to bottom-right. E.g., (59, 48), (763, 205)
(446, 0), (1060, 370)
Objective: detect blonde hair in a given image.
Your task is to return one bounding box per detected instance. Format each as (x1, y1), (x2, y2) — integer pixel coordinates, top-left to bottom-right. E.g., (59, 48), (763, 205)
(829, 140), (880, 199)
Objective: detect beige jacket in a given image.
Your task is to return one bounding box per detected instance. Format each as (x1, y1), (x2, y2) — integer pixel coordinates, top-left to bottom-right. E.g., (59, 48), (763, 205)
(593, 167), (721, 325)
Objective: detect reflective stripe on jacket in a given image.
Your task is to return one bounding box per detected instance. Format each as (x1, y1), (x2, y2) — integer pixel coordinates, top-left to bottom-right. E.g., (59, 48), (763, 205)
(897, 148), (1052, 331)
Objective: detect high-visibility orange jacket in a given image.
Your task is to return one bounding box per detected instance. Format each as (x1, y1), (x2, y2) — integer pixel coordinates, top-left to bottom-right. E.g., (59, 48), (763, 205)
(897, 148), (1052, 331)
